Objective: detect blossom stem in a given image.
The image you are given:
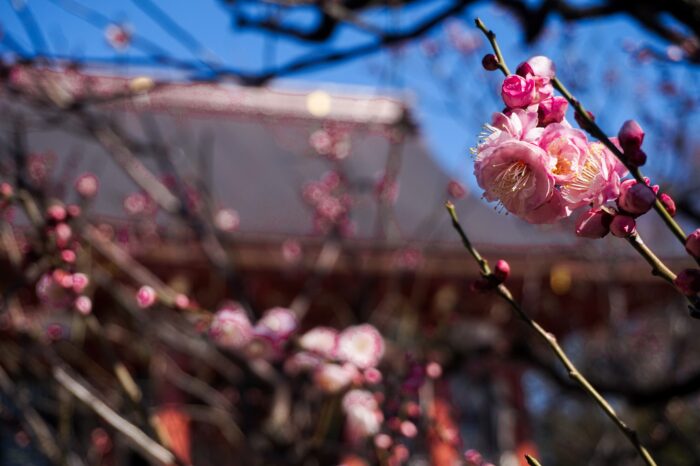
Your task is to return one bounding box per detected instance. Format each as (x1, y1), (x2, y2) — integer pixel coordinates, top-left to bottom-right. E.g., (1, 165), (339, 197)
(626, 234), (677, 285)
(474, 18), (511, 76)
(446, 202), (658, 466)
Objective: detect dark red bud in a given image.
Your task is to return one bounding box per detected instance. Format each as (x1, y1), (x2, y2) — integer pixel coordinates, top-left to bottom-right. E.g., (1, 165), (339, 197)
(481, 54), (499, 71)
(627, 148), (647, 167)
(515, 62), (534, 77)
(675, 269), (700, 296)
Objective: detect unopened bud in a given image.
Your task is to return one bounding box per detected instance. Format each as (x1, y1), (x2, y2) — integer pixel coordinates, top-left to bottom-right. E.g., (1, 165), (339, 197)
(493, 259), (510, 282)
(575, 208), (612, 238)
(617, 179), (655, 216)
(481, 54), (499, 71)
(610, 215), (636, 237)
(618, 120), (645, 153)
(685, 229), (700, 259)
(659, 193), (676, 217)
(47, 204), (66, 222)
(627, 148), (647, 167)
(675, 269), (700, 296)
(136, 285), (157, 308)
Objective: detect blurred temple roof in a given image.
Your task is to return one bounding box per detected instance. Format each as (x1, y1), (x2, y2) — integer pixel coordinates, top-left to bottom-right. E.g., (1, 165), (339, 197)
(1, 67), (694, 271)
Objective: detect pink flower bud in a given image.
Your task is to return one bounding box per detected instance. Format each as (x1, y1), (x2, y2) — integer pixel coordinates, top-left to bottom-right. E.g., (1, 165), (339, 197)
(481, 54), (499, 71)
(575, 209), (612, 238)
(72, 273), (89, 294)
(0, 182), (13, 199)
(363, 367), (383, 385)
(54, 223), (72, 248)
(315, 363), (353, 394)
(627, 148), (647, 167)
(209, 306), (253, 349)
(75, 173), (99, 199)
(501, 75), (535, 108)
(61, 250), (76, 263)
(299, 326), (338, 359)
(515, 62), (534, 77)
(374, 433), (393, 449)
(174, 294), (190, 310)
(493, 259), (510, 282)
(610, 215), (636, 237)
(255, 307), (298, 342)
(426, 361), (442, 379)
(399, 420), (417, 438)
(464, 449), (484, 466)
(618, 179), (655, 216)
(659, 193), (676, 217)
(618, 120), (645, 153)
(537, 96), (568, 126)
(674, 269), (700, 296)
(447, 180), (466, 199)
(686, 229), (700, 259)
(136, 285), (156, 308)
(47, 204), (66, 222)
(75, 296), (92, 315)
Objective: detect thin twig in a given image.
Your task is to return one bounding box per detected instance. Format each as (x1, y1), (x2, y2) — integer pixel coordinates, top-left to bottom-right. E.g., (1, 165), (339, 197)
(446, 201), (658, 466)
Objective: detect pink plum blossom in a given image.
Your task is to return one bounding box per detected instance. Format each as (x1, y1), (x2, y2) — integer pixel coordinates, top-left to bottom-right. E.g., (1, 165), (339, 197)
(255, 307), (298, 342)
(299, 326), (338, 359)
(560, 141), (627, 209)
(74, 296), (93, 315)
(284, 351), (323, 375)
(337, 324), (385, 369)
(501, 75), (535, 108)
(214, 208), (240, 232)
(136, 285), (157, 308)
(474, 140), (555, 220)
(71, 273), (89, 294)
(490, 109), (542, 142)
(538, 123), (589, 183)
(75, 173), (99, 199)
(517, 56), (556, 79)
(314, 363), (355, 394)
(209, 306), (253, 349)
(342, 389), (383, 441)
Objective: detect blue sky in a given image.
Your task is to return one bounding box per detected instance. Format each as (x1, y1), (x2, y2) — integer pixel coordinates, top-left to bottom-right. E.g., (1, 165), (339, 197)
(2, 0), (698, 189)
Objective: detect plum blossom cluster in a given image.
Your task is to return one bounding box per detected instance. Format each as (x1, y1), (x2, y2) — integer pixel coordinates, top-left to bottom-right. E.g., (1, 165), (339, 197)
(208, 304), (299, 360)
(302, 171), (355, 236)
(308, 124), (352, 160)
(31, 196), (93, 317)
(475, 56), (624, 224)
(290, 324), (385, 394)
(474, 55), (674, 239)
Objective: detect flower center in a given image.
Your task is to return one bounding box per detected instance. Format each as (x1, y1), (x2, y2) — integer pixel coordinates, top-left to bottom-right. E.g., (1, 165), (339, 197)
(492, 160), (532, 207)
(547, 137), (574, 176)
(561, 143), (604, 200)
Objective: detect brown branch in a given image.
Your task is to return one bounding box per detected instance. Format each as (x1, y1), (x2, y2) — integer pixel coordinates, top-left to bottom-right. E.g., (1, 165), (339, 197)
(446, 201), (658, 466)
